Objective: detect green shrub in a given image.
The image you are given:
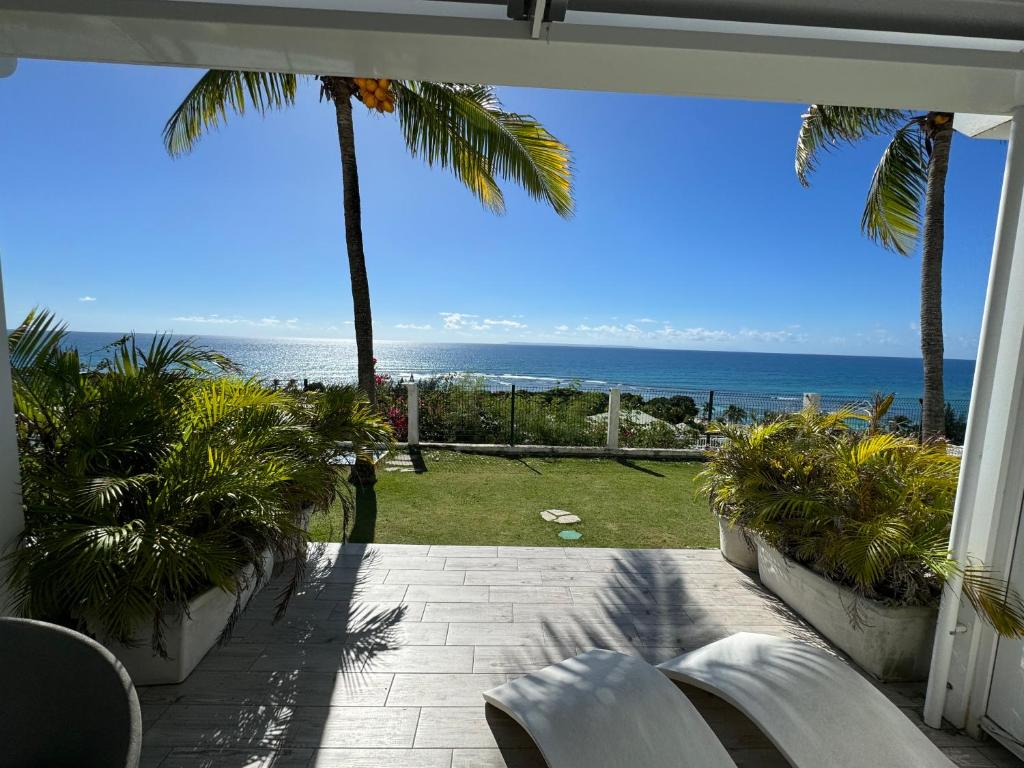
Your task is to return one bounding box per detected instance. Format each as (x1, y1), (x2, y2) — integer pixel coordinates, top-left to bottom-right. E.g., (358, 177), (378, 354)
(4, 310), (392, 652)
(698, 406), (1024, 635)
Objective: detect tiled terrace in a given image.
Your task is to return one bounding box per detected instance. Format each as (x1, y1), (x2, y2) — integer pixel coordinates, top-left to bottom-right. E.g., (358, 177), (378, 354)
(138, 544), (1023, 768)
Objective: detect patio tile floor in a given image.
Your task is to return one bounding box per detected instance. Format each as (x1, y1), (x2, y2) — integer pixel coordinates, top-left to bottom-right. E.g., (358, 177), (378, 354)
(138, 544), (1023, 768)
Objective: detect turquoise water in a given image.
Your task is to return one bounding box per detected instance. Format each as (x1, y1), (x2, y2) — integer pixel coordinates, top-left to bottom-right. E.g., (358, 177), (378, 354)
(62, 332), (976, 402)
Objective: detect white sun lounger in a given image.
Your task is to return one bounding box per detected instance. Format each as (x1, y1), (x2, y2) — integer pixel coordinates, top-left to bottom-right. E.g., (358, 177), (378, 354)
(657, 632), (957, 768)
(482, 648), (737, 768)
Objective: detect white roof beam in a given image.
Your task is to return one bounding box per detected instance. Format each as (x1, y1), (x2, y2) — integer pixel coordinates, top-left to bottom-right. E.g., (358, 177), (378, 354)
(0, 0), (1022, 114)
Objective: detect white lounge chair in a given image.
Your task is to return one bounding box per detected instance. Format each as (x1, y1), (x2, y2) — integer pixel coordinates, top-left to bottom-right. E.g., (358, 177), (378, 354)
(657, 632), (956, 768)
(482, 648), (737, 768)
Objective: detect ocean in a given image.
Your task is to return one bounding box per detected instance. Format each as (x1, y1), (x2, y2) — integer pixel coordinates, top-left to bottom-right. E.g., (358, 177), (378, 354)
(60, 332), (977, 402)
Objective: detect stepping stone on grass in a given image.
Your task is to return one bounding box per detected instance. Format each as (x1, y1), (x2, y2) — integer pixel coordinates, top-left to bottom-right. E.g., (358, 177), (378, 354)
(559, 530), (583, 541)
(541, 509), (581, 525)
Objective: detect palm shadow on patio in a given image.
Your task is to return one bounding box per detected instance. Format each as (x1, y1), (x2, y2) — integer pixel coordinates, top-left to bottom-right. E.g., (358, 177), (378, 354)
(137, 542), (413, 766)
(483, 548), (798, 767)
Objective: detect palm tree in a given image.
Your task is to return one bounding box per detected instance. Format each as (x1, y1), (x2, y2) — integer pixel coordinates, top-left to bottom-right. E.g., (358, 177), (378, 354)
(163, 73), (573, 422)
(795, 107), (954, 438)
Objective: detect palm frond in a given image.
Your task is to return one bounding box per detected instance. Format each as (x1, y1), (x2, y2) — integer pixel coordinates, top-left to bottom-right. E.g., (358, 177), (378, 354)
(392, 82), (574, 217)
(795, 105), (910, 186)
(8, 308), (67, 370)
(164, 70), (300, 156)
(961, 566), (1024, 637)
(861, 124), (928, 255)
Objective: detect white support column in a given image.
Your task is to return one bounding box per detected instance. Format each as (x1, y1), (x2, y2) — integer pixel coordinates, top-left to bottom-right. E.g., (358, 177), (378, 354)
(607, 388), (621, 449)
(924, 107), (1024, 729)
(0, 262), (24, 615)
(802, 392), (821, 411)
(405, 381), (419, 446)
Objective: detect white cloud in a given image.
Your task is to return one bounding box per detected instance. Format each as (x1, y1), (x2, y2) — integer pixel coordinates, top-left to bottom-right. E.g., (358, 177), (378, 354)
(79, 296), (97, 302)
(655, 326), (733, 342)
(577, 323), (628, 335)
(173, 314), (242, 325)
(554, 324), (570, 332)
(738, 327), (807, 344)
(172, 314), (302, 329)
(396, 323), (432, 330)
(440, 312), (478, 330)
(484, 318), (527, 329)
(439, 312), (490, 331)
(634, 318), (658, 324)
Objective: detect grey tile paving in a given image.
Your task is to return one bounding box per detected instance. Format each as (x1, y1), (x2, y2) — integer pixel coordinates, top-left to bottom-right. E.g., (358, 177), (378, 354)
(309, 748), (453, 767)
(472, 645), (579, 674)
(488, 586), (571, 603)
(384, 569), (467, 585)
(414, 707), (535, 749)
(445, 557), (519, 571)
(157, 747), (314, 767)
(137, 545), (1023, 768)
(446, 622), (554, 646)
(451, 748), (546, 768)
(428, 545), (499, 558)
(406, 584), (491, 603)
(386, 673), (509, 707)
(496, 546), (568, 559)
(423, 602), (514, 623)
(464, 570), (545, 585)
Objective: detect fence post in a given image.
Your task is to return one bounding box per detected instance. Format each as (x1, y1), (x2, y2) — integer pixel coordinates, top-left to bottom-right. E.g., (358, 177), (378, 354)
(607, 387), (621, 449)
(405, 381), (419, 446)
(803, 392), (821, 411)
(509, 385), (517, 446)
(706, 390), (715, 422)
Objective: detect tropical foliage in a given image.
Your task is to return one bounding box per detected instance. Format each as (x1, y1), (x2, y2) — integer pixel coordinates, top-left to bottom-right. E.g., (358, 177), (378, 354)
(699, 404), (1024, 636)
(4, 310), (392, 652)
(796, 106), (956, 438)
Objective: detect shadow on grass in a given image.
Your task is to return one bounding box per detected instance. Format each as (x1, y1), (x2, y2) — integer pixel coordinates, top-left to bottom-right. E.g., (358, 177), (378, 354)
(349, 485), (379, 543)
(616, 458), (666, 478)
(513, 458), (543, 475)
(408, 447), (428, 473)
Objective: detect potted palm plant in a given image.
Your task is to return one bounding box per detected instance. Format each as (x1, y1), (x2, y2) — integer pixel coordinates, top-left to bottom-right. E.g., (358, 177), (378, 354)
(3, 311), (392, 684)
(699, 403), (1024, 681)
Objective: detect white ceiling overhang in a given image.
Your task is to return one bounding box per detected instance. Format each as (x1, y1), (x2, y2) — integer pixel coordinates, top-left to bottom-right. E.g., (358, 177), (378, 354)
(0, 0), (1023, 116)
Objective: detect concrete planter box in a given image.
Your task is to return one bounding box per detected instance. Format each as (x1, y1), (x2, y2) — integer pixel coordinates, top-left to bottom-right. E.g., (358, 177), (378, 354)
(756, 540), (936, 681)
(91, 548), (274, 685)
(717, 516), (758, 571)
(277, 505), (314, 565)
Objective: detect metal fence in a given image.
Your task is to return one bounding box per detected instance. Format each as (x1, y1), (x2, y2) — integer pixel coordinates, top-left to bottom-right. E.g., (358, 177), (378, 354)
(362, 374), (973, 449)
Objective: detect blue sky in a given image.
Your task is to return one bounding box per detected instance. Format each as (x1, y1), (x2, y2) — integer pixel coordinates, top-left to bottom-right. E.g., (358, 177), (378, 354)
(0, 59), (1009, 358)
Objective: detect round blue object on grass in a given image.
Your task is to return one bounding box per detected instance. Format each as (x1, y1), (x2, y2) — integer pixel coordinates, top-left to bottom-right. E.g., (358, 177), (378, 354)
(558, 530), (583, 541)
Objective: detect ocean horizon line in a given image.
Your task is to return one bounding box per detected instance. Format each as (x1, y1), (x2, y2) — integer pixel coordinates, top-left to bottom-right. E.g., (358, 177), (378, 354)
(50, 329), (977, 364)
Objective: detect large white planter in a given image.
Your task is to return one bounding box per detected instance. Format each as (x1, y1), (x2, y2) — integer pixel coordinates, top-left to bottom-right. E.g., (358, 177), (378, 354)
(92, 548), (274, 685)
(717, 515), (758, 571)
(756, 540), (936, 681)
(278, 505), (314, 564)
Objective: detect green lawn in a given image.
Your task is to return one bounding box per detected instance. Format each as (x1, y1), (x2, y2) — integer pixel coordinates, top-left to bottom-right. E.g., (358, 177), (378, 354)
(309, 450), (716, 549)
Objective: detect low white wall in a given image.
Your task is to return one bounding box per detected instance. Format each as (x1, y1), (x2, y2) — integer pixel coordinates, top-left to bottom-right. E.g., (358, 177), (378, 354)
(401, 442), (706, 460)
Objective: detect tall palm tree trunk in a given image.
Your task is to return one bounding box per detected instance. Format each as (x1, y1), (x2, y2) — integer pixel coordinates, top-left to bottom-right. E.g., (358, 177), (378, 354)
(325, 76), (376, 484)
(920, 113), (954, 440)
(325, 77), (376, 406)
